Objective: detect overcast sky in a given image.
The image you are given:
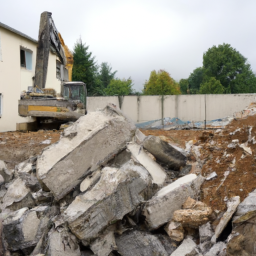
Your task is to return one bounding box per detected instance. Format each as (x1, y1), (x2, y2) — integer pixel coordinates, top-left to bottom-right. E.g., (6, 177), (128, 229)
(1, 0), (256, 91)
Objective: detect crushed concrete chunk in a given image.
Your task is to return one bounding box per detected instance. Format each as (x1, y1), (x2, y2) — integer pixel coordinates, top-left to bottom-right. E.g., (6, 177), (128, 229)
(80, 169), (101, 193)
(64, 161), (151, 241)
(143, 135), (186, 170)
(127, 142), (166, 185)
(37, 104), (136, 200)
(170, 238), (197, 256)
(206, 172), (217, 181)
(1, 178), (34, 211)
(0, 160), (13, 182)
(212, 196), (240, 243)
(134, 129), (146, 144)
(205, 242), (226, 256)
(199, 222), (214, 254)
(3, 207), (42, 251)
(91, 231), (117, 256)
(164, 221), (184, 241)
(46, 228), (80, 256)
(115, 230), (168, 256)
(233, 189), (256, 224)
(143, 174), (204, 229)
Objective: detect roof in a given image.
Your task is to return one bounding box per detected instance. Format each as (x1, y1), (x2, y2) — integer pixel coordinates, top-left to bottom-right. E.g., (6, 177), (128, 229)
(0, 22), (37, 43)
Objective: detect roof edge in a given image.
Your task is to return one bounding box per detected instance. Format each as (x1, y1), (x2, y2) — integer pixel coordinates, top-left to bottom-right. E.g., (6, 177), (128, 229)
(0, 22), (37, 43)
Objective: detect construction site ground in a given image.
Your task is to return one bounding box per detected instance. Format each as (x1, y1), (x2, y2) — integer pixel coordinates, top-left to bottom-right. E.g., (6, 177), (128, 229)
(1, 115), (256, 213)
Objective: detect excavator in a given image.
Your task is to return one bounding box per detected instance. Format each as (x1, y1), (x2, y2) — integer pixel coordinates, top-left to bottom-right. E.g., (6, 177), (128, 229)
(18, 12), (87, 129)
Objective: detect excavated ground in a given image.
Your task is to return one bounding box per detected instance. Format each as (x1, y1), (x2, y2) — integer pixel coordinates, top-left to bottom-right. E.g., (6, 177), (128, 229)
(1, 115), (255, 213)
(0, 130), (61, 169)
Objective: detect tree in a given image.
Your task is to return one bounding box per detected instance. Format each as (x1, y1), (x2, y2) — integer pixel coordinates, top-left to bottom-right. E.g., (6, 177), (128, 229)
(203, 43), (256, 93)
(143, 70), (180, 95)
(72, 38), (97, 95)
(179, 79), (189, 94)
(199, 77), (224, 94)
(188, 67), (204, 94)
(105, 78), (133, 96)
(98, 62), (117, 89)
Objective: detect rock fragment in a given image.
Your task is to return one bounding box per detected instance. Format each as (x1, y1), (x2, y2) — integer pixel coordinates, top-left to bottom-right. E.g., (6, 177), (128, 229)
(0, 160), (13, 183)
(1, 178), (34, 211)
(164, 221), (184, 241)
(46, 228), (81, 256)
(143, 174), (204, 229)
(205, 242), (226, 256)
(212, 196), (240, 243)
(173, 198), (212, 228)
(37, 104), (136, 200)
(91, 231), (117, 256)
(115, 230), (168, 256)
(170, 238), (197, 256)
(64, 161), (151, 241)
(199, 222), (214, 254)
(143, 135), (186, 170)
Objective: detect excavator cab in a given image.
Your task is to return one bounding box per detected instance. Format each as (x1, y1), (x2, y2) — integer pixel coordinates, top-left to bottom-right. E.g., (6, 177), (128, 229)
(63, 82), (87, 107)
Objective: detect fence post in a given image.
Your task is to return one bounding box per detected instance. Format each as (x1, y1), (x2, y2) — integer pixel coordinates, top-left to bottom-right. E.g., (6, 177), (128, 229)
(161, 95), (164, 126)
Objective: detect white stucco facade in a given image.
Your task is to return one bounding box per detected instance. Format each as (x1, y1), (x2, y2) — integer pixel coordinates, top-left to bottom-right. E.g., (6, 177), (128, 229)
(0, 23), (62, 132)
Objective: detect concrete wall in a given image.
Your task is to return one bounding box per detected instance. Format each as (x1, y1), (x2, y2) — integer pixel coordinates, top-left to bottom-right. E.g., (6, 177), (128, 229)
(87, 94), (256, 123)
(0, 26), (62, 132)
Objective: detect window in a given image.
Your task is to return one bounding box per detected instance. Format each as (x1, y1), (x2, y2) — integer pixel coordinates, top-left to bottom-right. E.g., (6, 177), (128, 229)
(20, 48), (32, 70)
(0, 94), (2, 117)
(56, 60), (61, 79)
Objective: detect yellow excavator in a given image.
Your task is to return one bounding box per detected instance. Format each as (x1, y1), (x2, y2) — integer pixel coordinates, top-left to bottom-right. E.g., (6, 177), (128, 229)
(18, 12), (87, 129)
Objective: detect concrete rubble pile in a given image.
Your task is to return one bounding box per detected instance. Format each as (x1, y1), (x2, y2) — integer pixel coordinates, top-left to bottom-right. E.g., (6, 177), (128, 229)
(1, 103), (256, 256)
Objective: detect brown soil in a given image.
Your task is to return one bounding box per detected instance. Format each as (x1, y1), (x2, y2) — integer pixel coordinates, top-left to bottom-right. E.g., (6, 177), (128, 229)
(0, 130), (61, 169)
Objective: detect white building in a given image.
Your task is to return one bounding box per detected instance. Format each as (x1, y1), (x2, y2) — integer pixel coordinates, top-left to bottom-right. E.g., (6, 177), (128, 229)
(0, 22), (64, 132)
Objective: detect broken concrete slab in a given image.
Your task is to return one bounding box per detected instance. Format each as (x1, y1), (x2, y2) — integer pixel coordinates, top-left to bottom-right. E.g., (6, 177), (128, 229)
(127, 142), (166, 185)
(2, 207), (43, 251)
(199, 222), (214, 254)
(90, 231), (117, 256)
(143, 135), (186, 170)
(156, 234), (179, 255)
(134, 129), (146, 144)
(170, 238), (197, 256)
(0, 160), (13, 183)
(46, 227), (81, 256)
(212, 196), (240, 243)
(164, 221), (184, 241)
(1, 177), (35, 211)
(37, 104), (136, 200)
(205, 242), (226, 256)
(64, 161), (151, 241)
(233, 189), (256, 224)
(115, 230), (168, 256)
(143, 174), (205, 229)
(80, 169), (101, 193)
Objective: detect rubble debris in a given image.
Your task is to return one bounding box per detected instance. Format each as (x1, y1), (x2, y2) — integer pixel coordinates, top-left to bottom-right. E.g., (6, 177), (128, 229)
(172, 198), (212, 228)
(199, 222), (214, 254)
(142, 135), (186, 170)
(233, 189), (256, 224)
(156, 234), (179, 254)
(178, 165), (192, 177)
(205, 242), (226, 256)
(206, 172), (217, 181)
(170, 238), (197, 256)
(46, 227), (81, 256)
(143, 174), (204, 229)
(1, 177), (35, 211)
(90, 230), (117, 256)
(212, 196), (240, 243)
(0, 160), (13, 183)
(127, 142), (166, 185)
(115, 230), (168, 256)
(37, 104), (136, 200)
(64, 161), (151, 241)
(164, 221), (184, 241)
(80, 169), (101, 193)
(134, 129), (146, 144)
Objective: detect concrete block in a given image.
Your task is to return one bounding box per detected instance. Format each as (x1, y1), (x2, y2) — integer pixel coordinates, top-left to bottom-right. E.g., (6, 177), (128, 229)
(143, 174), (205, 229)
(37, 104), (136, 200)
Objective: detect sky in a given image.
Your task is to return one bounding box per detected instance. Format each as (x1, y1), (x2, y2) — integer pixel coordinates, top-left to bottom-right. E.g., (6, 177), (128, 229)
(1, 0), (256, 91)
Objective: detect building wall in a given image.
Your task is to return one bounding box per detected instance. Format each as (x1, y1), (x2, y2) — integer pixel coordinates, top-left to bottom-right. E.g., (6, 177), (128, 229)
(0, 27), (36, 132)
(87, 94), (256, 123)
(0, 27), (62, 132)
